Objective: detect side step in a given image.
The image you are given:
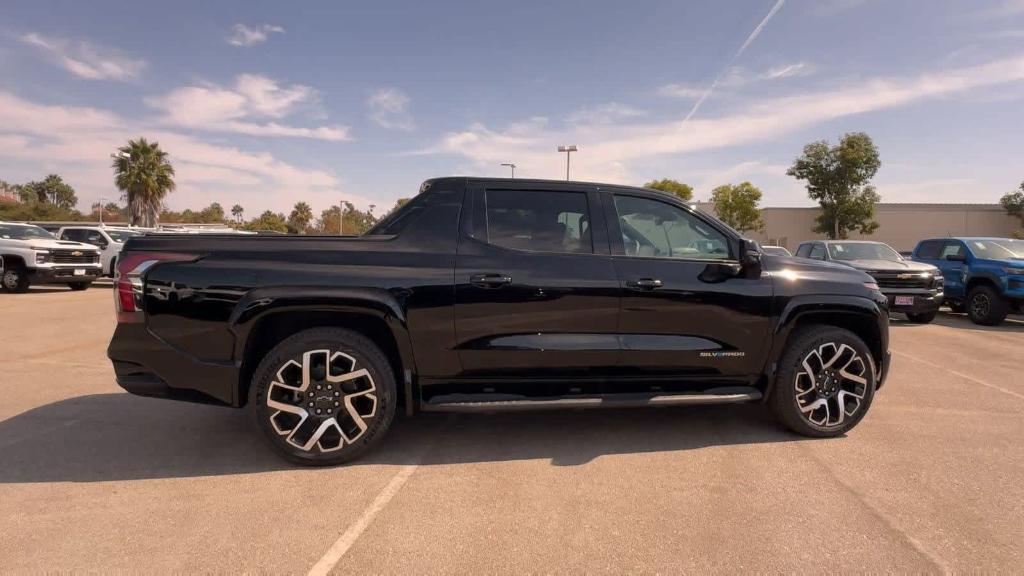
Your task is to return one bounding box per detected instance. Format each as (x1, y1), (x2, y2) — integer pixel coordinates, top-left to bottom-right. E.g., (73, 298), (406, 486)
(421, 386), (762, 413)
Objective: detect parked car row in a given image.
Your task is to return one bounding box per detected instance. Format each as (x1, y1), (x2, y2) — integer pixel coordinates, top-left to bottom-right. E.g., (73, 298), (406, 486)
(780, 236), (1023, 326)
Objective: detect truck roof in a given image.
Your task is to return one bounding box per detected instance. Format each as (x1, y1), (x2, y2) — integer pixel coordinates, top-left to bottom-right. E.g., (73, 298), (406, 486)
(422, 176), (662, 196)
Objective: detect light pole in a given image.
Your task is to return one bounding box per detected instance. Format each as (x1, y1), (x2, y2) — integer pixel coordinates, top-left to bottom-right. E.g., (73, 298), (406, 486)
(501, 163), (516, 178)
(339, 200), (344, 235)
(98, 196), (104, 225)
(557, 145), (577, 181)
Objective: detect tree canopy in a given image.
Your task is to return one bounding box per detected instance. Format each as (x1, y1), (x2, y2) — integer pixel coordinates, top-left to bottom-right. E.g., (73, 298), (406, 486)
(787, 132), (881, 239)
(710, 182), (765, 234)
(242, 210), (289, 233)
(1000, 181), (1024, 238)
(288, 201), (314, 234)
(643, 179), (694, 202)
(112, 138), (176, 228)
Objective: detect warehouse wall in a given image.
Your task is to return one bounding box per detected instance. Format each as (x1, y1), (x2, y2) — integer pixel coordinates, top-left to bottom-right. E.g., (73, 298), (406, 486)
(695, 203), (1020, 252)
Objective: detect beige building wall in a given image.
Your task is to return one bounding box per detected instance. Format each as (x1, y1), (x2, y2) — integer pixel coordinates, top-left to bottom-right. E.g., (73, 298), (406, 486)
(695, 203), (1020, 252)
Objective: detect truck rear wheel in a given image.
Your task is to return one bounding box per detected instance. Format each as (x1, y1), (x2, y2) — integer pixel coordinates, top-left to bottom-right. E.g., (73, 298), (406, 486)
(1, 266), (30, 293)
(770, 325), (876, 438)
(69, 281), (91, 291)
(967, 285), (1008, 326)
(249, 327), (396, 466)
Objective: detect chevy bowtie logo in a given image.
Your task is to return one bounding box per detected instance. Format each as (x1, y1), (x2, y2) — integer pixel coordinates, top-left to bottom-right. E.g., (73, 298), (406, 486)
(71, 251), (82, 256)
(897, 273), (912, 279)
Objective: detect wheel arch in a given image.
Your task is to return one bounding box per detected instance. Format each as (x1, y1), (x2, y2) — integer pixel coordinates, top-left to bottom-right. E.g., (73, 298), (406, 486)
(965, 273), (1001, 294)
(231, 287), (417, 410)
(0, 254), (27, 268)
(765, 295), (887, 400)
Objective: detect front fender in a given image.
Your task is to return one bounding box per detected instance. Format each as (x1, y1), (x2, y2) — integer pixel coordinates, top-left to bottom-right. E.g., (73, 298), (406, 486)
(764, 293), (889, 396)
(228, 285), (417, 377)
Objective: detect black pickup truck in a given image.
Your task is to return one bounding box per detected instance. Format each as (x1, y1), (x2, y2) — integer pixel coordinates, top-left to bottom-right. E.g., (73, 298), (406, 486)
(109, 177), (890, 465)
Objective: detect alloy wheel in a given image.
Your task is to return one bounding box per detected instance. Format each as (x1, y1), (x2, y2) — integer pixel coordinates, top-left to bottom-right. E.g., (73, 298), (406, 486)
(793, 342), (869, 429)
(265, 349), (378, 453)
(3, 270), (20, 290)
(970, 293), (991, 320)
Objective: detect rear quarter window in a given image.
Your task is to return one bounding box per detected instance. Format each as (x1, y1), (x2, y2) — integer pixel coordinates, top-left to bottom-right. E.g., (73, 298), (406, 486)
(915, 240), (942, 259)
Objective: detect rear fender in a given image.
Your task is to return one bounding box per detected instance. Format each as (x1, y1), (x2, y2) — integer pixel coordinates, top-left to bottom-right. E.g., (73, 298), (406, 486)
(229, 286), (417, 402)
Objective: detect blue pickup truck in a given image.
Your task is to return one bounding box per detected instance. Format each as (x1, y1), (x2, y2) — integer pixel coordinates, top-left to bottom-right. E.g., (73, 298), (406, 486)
(912, 237), (1024, 325)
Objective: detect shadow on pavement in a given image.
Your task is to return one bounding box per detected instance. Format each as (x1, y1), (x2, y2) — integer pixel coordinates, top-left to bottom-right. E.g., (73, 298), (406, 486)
(0, 393), (803, 483)
(932, 311), (1024, 333)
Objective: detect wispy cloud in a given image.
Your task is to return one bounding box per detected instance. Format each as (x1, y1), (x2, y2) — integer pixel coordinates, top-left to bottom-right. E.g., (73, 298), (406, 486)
(660, 61), (814, 99)
(565, 103), (646, 125)
(146, 74), (350, 141)
(227, 23), (285, 47)
(367, 88), (415, 131)
(682, 0), (786, 123)
(19, 32), (145, 81)
(423, 53), (1024, 185)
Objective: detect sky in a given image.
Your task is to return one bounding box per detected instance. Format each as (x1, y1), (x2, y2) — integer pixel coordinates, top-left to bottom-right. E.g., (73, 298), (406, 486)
(1, 0), (1023, 218)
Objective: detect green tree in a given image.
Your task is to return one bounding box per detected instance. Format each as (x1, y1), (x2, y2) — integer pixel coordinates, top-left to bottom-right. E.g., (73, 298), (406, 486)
(643, 179), (693, 202)
(288, 201), (314, 234)
(1000, 181), (1024, 237)
(200, 202), (225, 223)
(710, 182), (765, 234)
(17, 175), (78, 209)
(112, 138), (176, 228)
(231, 204), (244, 223)
(787, 132), (881, 239)
(316, 202), (377, 235)
(242, 210), (289, 233)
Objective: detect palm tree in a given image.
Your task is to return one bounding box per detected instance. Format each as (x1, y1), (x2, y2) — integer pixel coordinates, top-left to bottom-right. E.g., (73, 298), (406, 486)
(231, 204), (244, 224)
(288, 201), (314, 234)
(112, 138), (176, 227)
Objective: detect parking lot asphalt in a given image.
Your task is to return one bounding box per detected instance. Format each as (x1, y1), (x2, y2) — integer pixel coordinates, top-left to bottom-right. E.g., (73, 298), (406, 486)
(1, 285), (1023, 573)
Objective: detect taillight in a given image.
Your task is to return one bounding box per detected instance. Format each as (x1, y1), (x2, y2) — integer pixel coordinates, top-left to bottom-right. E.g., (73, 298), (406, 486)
(115, 252), (197, 323)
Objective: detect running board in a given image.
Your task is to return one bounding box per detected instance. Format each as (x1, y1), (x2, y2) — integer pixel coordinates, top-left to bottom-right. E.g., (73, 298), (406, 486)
(421, 386), (762, 413)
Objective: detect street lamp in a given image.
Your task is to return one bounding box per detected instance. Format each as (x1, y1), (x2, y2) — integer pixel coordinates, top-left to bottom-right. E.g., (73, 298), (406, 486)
(339, 200), (344, 235)
(557, 145), (577, 181)
(500, 163), (516, 178)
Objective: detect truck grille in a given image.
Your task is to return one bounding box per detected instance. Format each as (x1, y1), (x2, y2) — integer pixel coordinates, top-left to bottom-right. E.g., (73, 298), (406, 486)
(51, 249), (100, 264)
(868, 271), (935, 289)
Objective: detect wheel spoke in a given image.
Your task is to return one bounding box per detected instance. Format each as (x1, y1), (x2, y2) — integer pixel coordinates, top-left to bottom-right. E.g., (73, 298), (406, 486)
(267, 347), (377, 453)
(794, 340), (870, 430)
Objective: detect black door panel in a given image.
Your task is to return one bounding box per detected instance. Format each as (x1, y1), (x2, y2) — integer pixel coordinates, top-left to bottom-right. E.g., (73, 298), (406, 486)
(454, 185), (621, 378)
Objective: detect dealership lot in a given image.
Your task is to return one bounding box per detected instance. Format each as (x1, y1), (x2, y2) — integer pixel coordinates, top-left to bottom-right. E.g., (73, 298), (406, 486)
(1, 287), (1022, 573)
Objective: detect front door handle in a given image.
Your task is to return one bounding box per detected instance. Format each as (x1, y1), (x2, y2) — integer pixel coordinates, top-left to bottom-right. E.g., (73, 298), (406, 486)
(470, 273), (512, 288)
(626, 278), (663, 291)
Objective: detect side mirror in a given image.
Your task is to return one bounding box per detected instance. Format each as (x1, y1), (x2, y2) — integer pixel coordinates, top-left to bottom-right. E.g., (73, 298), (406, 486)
(740, 239), (762, 268)
(945, 253), (966, 262)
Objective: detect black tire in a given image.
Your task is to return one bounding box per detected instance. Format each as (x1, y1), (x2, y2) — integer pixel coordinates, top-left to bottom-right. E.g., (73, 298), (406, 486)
(770, 325), (876, 438)
(966, 285), (1008, 326)
(905, 310), (937, 324)
(68, 281), (91, 291)
(249, 327), (396, 466)
(1, 266), (30, 293)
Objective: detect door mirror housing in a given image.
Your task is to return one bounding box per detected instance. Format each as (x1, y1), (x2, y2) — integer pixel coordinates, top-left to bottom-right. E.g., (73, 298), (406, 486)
(945, 253), (966, 262)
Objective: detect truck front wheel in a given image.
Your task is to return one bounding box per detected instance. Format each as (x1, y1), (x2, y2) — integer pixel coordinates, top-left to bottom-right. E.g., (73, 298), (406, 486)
(770, 326), (876, 438)
(1, 266), (30, 293)
(249, 327), (397, 466)
(967, 285), (1008, 326)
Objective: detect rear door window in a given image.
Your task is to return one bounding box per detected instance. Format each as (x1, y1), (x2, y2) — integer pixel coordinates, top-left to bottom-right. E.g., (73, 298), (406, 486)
(485, 189), (592, 254)
(940, 241), (965, 260)
(808, 244), (826, 260)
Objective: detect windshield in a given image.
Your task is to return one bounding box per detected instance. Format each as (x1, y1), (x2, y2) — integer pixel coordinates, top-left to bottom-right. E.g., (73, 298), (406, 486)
(0, 224), (56, 240)
(827, 242), (901, 261)
(105, 229), (140, 242)
(967, 239), (1024, 260)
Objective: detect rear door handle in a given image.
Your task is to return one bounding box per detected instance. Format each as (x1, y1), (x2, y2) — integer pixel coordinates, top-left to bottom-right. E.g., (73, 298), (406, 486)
(626, 278), (663, 290)
(470, 273), (512, 288)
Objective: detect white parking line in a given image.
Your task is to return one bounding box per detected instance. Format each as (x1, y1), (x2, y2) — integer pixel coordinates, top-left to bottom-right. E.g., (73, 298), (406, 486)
(307, 462), (420, 576)
(894, 351), (1024, 401)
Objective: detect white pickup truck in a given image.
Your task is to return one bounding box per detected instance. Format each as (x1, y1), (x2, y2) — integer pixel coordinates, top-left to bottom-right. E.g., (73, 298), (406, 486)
(56, 225), (141, 277)
(0, 222), (103, 292)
